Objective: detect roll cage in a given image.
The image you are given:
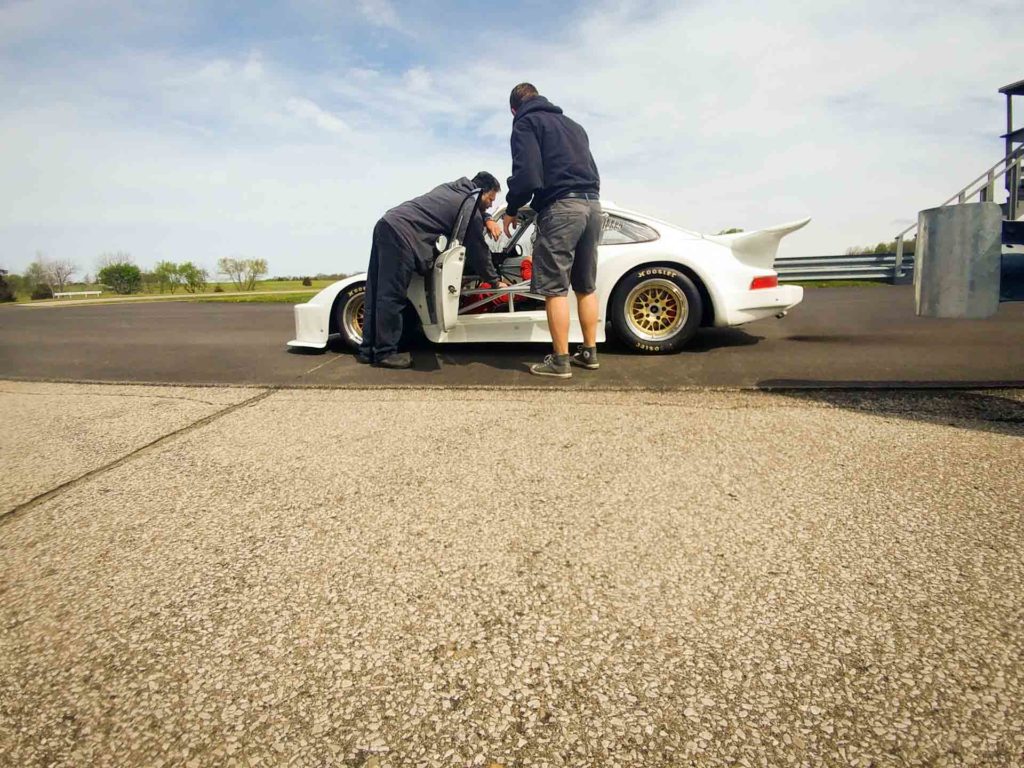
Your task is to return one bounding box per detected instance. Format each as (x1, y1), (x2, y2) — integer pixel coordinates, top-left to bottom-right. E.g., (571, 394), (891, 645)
(454, 207), (542, 315)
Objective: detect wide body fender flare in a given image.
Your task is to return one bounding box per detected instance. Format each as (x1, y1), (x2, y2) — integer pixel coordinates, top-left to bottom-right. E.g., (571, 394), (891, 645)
(288, 273), (367, 349)
(595, 243), (726, 327)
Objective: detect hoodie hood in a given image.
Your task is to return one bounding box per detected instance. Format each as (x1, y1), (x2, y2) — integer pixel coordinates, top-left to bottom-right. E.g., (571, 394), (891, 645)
(514, 95), (563, 122)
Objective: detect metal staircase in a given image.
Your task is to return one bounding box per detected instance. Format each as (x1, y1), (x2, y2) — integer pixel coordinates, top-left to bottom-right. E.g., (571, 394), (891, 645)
(893, 78), (1024, 278)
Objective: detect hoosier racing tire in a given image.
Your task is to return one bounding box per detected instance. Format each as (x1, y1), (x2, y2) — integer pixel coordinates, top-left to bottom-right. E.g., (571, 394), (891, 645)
(333, 283), (365, 350)
(610, 266), (702, 354)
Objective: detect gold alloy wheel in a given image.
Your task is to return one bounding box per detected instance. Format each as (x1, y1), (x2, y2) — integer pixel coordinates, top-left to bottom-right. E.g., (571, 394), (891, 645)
(624, 278), (688, 342)
(343, 295), (365, 344)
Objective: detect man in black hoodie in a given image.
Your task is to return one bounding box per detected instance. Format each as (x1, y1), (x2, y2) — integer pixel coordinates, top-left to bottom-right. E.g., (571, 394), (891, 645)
(502, 83), (602, 379)
(358, 172), (506, 369)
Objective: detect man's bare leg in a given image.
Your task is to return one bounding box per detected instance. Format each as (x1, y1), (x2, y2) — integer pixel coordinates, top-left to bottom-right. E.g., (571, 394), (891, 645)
(576, 291), (598, 347)
(546, 295), (570, 355)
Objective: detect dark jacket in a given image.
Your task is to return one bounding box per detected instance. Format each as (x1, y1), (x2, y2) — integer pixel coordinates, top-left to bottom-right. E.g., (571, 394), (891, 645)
(505, 96), (600, 217)
(382, 177), (499, 282)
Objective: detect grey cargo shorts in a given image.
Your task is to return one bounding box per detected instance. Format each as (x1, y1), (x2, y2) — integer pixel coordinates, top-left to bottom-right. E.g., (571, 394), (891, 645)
(530, 197), (602, 297)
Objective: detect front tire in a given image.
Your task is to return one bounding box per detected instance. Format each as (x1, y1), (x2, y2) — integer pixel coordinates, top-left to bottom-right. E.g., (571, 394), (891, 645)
(610, 267), (702, 353)
(333, 284), (424, 351)
(334, 283), (365, 350)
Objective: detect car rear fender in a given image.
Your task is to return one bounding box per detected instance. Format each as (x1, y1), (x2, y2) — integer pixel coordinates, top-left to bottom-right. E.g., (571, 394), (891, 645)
(598, 247), (722, 328)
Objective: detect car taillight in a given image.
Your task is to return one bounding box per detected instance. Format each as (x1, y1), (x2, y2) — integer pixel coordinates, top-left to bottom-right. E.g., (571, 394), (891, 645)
(750, 276), (778, 290)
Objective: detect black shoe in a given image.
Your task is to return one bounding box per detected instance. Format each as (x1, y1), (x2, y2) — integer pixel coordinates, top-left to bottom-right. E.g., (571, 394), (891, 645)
(373, 352), (413, 369)
(570, 345), (599, 370)
(355, 352), (372, 365)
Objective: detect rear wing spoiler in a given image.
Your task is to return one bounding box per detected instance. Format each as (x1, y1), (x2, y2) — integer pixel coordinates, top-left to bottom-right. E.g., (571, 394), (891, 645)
(704, 218), (811, 270)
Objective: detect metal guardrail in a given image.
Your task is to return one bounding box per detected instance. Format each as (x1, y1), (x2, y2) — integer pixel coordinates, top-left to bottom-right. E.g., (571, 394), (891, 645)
(775, 253), (911, 282)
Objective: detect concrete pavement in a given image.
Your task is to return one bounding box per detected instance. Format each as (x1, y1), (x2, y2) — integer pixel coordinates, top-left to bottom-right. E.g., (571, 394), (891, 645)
(0, 382), (262, 513)
(1, 382), (1022, 766)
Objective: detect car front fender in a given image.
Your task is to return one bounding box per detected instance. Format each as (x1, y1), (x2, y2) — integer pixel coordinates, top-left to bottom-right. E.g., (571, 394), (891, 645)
(287, 274), (367, 349)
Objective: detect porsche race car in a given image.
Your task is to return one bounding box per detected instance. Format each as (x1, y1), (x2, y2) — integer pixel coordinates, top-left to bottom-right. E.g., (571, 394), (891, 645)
(288, 191), (809, 354)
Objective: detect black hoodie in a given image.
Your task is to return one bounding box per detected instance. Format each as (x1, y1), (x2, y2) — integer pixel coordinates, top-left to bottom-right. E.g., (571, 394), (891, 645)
(382, 177), (499, 282)
(505, 96), (600, 217)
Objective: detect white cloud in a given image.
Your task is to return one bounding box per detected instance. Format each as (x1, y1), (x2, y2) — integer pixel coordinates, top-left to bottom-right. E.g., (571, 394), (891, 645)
(428, 0), (1022, 246)
(286, 97), (350, 135)
(0, 0), (189, 46)
(358, 0), (400, 30)
(242, 51), (265, 82)
(0, 0), (1022, 275)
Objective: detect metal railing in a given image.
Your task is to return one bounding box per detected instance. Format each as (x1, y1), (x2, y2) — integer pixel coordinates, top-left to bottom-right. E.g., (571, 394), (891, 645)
(775, 253), (911, 283)
(53, 290), (103, 299)
(892, 150), (1023, 278)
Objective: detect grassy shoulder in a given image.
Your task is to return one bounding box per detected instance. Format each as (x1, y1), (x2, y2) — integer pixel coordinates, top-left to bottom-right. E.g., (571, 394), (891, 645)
(9, 279), (335, 304)
(206, 279), (335, 292)
(190, 292), (317, 303)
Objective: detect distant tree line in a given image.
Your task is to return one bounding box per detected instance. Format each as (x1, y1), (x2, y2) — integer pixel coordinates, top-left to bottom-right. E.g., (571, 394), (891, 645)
(1, 252), (271, 300)
(0, 269), (13, 303)
(1, 251), (79, 300)
(845, 238), (917, 255)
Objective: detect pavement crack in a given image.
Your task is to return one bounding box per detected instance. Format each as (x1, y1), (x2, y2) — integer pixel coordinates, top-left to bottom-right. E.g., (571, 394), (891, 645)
(299, 354), (343, 379)
(0, 388), (278, 527)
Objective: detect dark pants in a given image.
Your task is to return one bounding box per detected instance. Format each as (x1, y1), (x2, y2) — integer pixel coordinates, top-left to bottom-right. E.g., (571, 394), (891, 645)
(359, 219), (416, 361)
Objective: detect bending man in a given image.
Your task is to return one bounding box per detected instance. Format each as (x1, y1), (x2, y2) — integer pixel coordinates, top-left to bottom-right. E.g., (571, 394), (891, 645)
(502, 83), (602, 379)
(359, 172), (505, 369)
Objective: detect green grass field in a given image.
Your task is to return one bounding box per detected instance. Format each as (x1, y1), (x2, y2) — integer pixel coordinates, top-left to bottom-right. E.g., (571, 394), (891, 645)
(191, 292), (317, 303)
(206, 279), (335, 292)
(8, 279), (335, 304)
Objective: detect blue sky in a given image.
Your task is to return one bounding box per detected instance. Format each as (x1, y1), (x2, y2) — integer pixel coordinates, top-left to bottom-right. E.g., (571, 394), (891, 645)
(1, 0), (1021, 277)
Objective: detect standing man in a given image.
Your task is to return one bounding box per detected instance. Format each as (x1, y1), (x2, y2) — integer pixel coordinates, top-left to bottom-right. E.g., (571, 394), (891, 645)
(359, 172), (506, 369)
(502, 83), (601, 379)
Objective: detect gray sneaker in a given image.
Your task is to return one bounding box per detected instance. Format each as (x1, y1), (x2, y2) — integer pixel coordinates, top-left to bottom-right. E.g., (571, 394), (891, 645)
(529, 353), (572, 379)
(570, 345), (599, 370)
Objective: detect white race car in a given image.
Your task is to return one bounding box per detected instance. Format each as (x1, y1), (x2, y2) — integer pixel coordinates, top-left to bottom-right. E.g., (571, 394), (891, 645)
(289, 191), (809, 354)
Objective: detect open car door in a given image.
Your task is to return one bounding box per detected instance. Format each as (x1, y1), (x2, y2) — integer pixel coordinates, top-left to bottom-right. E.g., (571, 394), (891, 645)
(432, 189), (480, 332)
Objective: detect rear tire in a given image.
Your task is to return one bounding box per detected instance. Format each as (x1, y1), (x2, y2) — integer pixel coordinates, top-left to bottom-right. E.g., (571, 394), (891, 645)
(610, 267), (702, 353)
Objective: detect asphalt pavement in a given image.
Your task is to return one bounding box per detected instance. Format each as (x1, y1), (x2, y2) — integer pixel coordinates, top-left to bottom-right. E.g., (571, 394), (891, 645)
(2, 286), (1023, 388)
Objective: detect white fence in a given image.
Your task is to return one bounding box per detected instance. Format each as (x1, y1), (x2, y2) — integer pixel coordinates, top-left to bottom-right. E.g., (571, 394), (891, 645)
(52, 290), (103, 299)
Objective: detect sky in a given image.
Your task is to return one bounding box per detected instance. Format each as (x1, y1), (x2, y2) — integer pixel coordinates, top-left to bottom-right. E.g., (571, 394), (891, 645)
(1, 0), (1021, 277)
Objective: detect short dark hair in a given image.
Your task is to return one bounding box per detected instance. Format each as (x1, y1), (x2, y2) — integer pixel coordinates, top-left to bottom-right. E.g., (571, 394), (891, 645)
(471, 171), (500, 193)
(509, 83), (539, 111)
